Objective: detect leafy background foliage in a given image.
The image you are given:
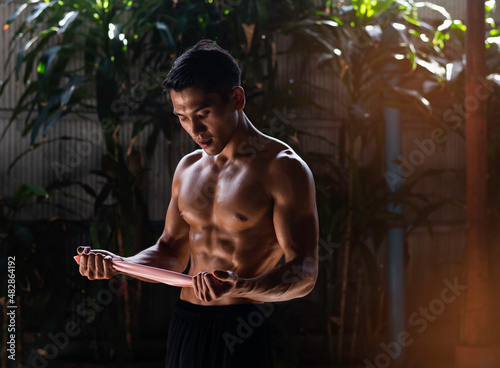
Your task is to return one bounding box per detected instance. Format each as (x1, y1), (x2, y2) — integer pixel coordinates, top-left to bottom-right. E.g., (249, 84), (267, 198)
(1, 0), (499, 366)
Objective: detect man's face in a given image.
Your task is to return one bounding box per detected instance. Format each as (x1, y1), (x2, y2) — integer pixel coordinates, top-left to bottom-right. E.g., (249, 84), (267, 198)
(170, 86), (240, 156)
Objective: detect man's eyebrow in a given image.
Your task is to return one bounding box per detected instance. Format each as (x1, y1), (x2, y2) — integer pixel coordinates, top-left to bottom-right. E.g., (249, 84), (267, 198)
(173, 104), (210, 116)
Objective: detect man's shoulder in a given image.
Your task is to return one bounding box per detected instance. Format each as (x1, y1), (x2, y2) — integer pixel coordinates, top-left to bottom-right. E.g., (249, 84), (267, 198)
(260, 138), (314, 191)
(262, 141), (315, 206)
(176, 149), (204, 172)
(265, 140), (310, 176)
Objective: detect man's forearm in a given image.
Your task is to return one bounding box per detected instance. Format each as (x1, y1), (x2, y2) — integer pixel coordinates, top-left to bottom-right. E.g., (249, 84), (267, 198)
(120, 241), (188, 282)
(235, 257), (317, 302)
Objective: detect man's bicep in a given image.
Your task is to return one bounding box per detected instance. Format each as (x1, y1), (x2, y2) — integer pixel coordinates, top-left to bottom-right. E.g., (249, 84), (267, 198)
(270, 155), (319, 261)
(273, 204), (319, 261)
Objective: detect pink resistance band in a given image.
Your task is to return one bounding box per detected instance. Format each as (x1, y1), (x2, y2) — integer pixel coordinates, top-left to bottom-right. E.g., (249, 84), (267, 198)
(74, 255), (193, 287)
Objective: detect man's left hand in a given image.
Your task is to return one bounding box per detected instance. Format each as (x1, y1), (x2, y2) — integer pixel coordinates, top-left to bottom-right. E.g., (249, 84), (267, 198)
(192, 270), (239, 302)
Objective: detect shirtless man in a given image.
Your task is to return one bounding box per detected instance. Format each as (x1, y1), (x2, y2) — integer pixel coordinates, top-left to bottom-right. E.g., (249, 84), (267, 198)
(77, 39), (319, 368)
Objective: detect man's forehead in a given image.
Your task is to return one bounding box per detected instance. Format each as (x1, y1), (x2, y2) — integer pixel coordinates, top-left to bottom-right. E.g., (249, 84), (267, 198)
(170, 87), (220, 113)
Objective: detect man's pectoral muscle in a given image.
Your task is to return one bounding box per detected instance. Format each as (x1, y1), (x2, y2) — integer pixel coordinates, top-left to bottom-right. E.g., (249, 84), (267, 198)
(122, 144), (318, 305)
(175, 147), (319, 304)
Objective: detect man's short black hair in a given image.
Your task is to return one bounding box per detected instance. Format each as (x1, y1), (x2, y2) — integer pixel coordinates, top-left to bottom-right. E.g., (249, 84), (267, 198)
(162, 39), (241, 102)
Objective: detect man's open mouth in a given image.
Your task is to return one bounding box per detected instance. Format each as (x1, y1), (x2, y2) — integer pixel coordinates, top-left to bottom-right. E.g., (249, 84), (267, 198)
(198, 138), (213, 148)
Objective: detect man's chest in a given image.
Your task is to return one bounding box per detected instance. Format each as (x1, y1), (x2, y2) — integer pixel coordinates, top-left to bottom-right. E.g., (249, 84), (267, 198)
(177, 162), (272, 228)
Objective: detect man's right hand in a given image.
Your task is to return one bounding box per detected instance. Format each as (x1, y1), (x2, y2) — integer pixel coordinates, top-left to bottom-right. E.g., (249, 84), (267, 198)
(77, 246), (123, 280)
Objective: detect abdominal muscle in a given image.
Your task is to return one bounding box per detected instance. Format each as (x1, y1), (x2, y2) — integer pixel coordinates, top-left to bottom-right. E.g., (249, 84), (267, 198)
(179, 227), (283, 305)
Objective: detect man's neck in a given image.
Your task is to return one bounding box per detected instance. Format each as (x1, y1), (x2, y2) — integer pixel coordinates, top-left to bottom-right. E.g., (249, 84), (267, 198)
(213, 111), (260, 162)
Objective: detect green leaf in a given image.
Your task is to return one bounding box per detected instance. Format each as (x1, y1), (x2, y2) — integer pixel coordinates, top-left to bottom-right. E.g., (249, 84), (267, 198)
(155, 22), (174, 48)
(7, 136), (75, 173)
(61, 76), (86, 107)
(16, 38), (39, 79)
(12, 184), (48, 208)
(41, 109), (65, 138)
(5, 3), (29, 27)
(25, 184), (48, 197)
(94, 182), (112, 215)
(57, 10), (79, 34)
(25, 1), (53, 24)
(37, 44), (62, 77)
(30, 92), (61, 144)
(0, 74), (12, 96)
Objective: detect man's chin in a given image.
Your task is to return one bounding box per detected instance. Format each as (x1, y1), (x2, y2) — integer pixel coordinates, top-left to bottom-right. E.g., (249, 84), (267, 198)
(198, 144), (218, 155)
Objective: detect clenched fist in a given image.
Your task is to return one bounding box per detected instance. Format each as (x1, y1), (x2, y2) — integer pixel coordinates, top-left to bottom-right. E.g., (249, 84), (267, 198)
(77, 246), (123, 280)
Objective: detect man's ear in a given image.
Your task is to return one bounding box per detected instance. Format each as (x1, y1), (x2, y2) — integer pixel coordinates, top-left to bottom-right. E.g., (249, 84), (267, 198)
(232, 86), (245, 111)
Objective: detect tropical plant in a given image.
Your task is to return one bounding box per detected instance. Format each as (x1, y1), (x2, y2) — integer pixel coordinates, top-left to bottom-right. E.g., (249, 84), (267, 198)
(281, 0), (466, 364)
(5, 0), (491, 365)
(0, 0), (321, 363)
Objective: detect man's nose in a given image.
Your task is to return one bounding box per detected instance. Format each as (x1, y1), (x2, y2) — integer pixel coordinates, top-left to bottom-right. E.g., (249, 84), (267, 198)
(190, 118), (207, 135)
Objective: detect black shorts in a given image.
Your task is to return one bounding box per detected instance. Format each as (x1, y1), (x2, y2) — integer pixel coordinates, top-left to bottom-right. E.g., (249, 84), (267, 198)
(165, 299), (274, 368)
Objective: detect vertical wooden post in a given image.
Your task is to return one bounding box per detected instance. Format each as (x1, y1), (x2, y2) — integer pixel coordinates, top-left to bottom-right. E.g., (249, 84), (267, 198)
(464, 0), (489, 346)
(455, 2), (498, 365)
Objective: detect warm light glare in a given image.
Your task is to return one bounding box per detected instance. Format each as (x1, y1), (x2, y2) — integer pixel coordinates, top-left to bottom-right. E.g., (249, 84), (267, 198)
(3, 24), (9, 31)
(333, 48), (341, 56)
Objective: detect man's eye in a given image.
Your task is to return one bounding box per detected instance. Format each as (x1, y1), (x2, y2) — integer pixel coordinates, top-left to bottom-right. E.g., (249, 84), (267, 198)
(179, 117), (189, 122)
(198, 112), (209, 118)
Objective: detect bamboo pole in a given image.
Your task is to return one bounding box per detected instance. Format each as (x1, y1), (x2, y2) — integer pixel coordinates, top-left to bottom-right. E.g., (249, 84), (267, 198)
(463, 0), (489, 346)
(337, 138), (355, 363)
(350, 266), (363, 365)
